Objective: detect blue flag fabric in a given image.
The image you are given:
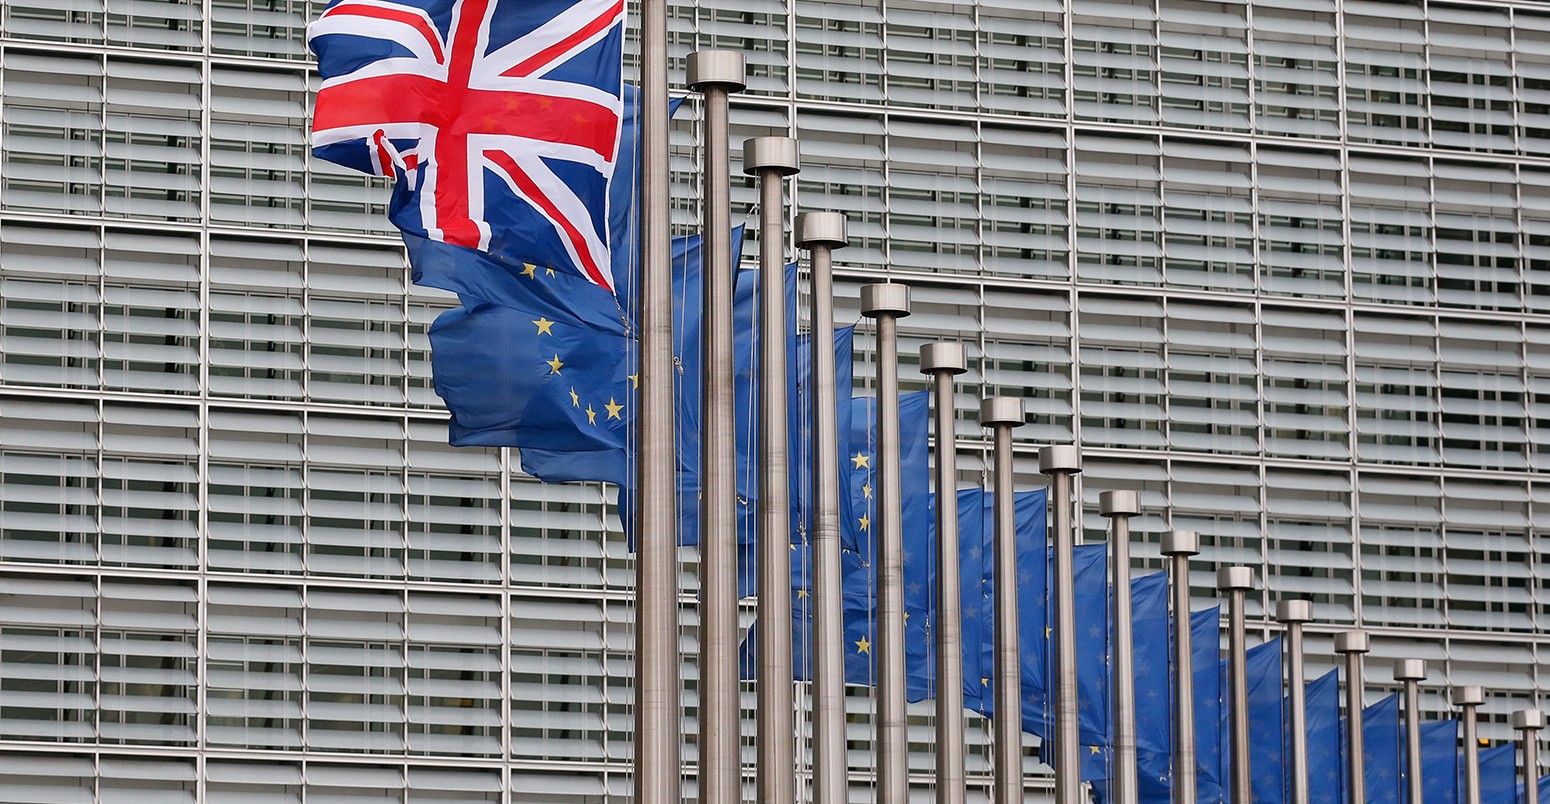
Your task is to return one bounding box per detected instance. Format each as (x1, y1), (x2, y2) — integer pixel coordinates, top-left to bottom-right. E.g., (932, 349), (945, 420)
(1305, 669), (1346, 803)
(1032, 543), (1110, 777)
(1419, 718), (1459, 804)
(959, 488), (1049, 716)
(1478, 742), (1516, 802)
(1363, 695), (1404, 804)
(1130, 571), (1173, 802)
(1247, 638), (1286, 804)
(1191, 606), (1224, 804)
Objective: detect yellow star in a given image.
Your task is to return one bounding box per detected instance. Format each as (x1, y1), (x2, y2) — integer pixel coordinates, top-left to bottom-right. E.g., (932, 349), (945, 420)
(862, 483), (873, 500)
(629, 373), (639, 389)
(903, 612), (910, 624)
(533, 317), (555, 336)
(855, 635), (871, 654)
(569, 387), (580, 408)
(545, 267), (555, 277)
(1090, 745), (1101, 755)
(1045, 626), (1053, 638)
(858, 514), (871, 532)
(604, 397), (624, 420)
(981, 677), (990, 686)
(797, 588), (808, 600)
(586, 404), (597, 425)
(546, 355), (563, 375)
(851, 452), (870, 470)
(521, 263), (538, 279)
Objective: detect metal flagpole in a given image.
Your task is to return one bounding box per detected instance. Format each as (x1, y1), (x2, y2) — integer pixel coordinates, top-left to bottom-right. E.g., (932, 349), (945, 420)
(1040, 444), (1083, 804)
(635, 0), (678, 799)
(982, 398), (1026, 804)
(1335, 630), (1370, 804)
(1099, 491), (1140, 804)
(686, 49), (745, 804)
(1161, 530), (1199, 804)
(861, 283), (911, 803)
(1453, 685), (1484, 804)
(743, 136), (800, 804)
(1515, 710), (1545, 804)
(1394, 660), (1425, 804)
(922, 343), (968, 804)
(1217, 567), (1254, 803)
(797, 211), (848, 804)
(1277, 600), (1313, 804)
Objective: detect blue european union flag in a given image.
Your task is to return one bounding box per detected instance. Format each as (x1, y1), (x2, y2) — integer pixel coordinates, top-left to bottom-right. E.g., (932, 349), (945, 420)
(1032, 543), (1110, 779)
(1122, 571), (1172, 803)
(1363, 695), (1403, 804)
(1304, 669), (1346, 804)
(1478, 742), (1516, 803)
(1419, 718), (1459, 804)
(1191, 606), (1224, 804)
(1246, 638), (1286, 804)
(958, 487), (1048, 716)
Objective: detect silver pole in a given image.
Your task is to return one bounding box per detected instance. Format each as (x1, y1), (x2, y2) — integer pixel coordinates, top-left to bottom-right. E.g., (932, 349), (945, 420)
(1335, 630), (1370, 804)
(1277, 600), (1313, 804)
(1162, 530), (1200, 804)
(1394, 660), (1425, 804)
(1515, 710), (1545, 804)
(1454, 685), (1484, 804)
(861, 283), (912, 803)
(1099, 491), (1141, 804)
(923, 343), (969, 804)
(635, 0), (678, 799)
(1041, 444), (1083, 804)
(983, 398), (1027, 804)
(798, 212), (848, 804)
(1217, 567), (1254, 804)
(744, 136), (800, 804)
(687, 50), (745, 804)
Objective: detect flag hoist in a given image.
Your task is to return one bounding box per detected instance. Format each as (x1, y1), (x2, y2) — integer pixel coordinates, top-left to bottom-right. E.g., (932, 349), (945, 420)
(1454, 684), (1485, 804)
(1039, 443), (1083, 804)
(1218, 566), (1255, 803)
(797, 211), (849, 804)
(861, 283), (912, 802)
(686, 48), (745, 804)
(982, 397), (1026, 804)
(922, 343), (969, 804)
(1277, 599), (1314, 804)
(1336, 629), (1371, 804)
(1162, 529), (1200, 804)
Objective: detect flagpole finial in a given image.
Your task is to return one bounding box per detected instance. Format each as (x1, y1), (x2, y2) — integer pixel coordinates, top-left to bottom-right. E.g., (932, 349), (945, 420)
(1452, 685), (1485, 707)
(1276, 599), (1313, 623)
(797, 211), (847, 249)
(1334, 630), (1370, 654)
(742, 136), (800, 176)
(1216, 566), (1255, 591)
(979, 396), (1023, 428)
(1098, 489), (1139, 517)
(1393, 659), (1426, 682)
(1513, 710), (1546, 731)
(686, 49), (747, 92)
(1161, 529), (1199, 557)
(861, 283), (911, 318)
(1038, 444), (1081, 475)
(919, 342), (967, 375)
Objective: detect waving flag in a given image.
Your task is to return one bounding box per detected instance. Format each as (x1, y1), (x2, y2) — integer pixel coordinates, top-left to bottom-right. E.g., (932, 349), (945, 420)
(309, 0), (625, 291)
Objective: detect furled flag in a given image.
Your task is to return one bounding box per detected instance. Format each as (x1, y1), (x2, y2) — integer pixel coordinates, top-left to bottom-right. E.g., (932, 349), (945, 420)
(958, 487), (1049, 714)
(1246, 638), (1286, 804)
(1192, 606), (1225, 804)
(1419, 719), (1459, 804)
(309, 0), (626, 291)
(1031, 544), (1109, 774)
(1304, 669), (1346, 803)
(1130, 571), (1172, 802)
(1363, 695), (1403, 804)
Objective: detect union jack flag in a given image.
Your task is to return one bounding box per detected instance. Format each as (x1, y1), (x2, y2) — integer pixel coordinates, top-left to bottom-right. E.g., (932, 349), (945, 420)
(308, 0), (624, 292)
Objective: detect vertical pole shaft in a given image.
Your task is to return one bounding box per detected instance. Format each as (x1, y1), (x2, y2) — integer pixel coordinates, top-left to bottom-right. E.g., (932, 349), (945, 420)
(982, 399), (1027, 804)
(744, 137), (800, 804)
(1277, 600), (1313, 804)
(1218, 568), (1255, 804)
(923, 344), (969, 804)
(1041, 445), (1083, 804)
(1395, 660), (1426, 804)
(799, 212), (848, 804)
(1336, 631), (1370, 804)
(1162, 530), (1200, 804)
(1100, 491), (1140, 804)
(862, 283), (911, 804)
(1455, 686), (1484, 804)
(635, 0), (678, 800)
(1514, 711), (1545, 804)
(687, 50), (745, 804)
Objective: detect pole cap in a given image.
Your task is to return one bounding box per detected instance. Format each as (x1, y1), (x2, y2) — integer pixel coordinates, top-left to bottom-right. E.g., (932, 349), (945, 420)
(1038, 444), (1081, 475)
(1513, 710), (1546, 731)
(1216, 566), (1255, 591)
(796, 211), (847, 249)
(919, 342), (967, 376)
(979, 397), (1024, 428)
(1452, 685), (1485, 707)
(1276, 599), (1313, 624)
(1099, 490), (1140, 517)
(1160, 530), (1199, 557)
(742, 136), (800, 176)
(860, 283), (911, 318)
(685, 49), (746, 92)
(1334, 630), (1370, 654)
(1393, 659), (1426, 682)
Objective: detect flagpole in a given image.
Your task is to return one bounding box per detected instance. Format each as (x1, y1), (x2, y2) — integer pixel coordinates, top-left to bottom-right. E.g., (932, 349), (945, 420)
(982, 398), (1026, 804)
(1453, 685), (1484, 804)
(1099, 490), (1140, 804)
(1218, 567), (1254, 803)
(1515, 710), (1544, 804)
(1394, 659), (1425, 803)
(744, 136), (800, 804)
(1162, 530), (1199, 804)
(922, 342), (968, 804)
(798, 211), (848, 804)
(635, 0), (679, 799)
(1335, 630), (1370, 804)
(1276, 599), (1313, 804)
(1040, 444), (1082, 804)
(861, 283), (911, 804)
(686, 49), (745, 804)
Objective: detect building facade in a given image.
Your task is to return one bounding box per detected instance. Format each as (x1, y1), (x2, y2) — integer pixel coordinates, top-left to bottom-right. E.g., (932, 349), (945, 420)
(0, 0), (1547, 800)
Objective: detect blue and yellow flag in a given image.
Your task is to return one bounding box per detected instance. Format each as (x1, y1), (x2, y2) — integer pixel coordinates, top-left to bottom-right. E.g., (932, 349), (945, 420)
(1246, 638), (1286, 804)
(1305, 669), (1345, 803)
(1419, 718), (1459, 804)
(1363, 695), (1403, 803)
